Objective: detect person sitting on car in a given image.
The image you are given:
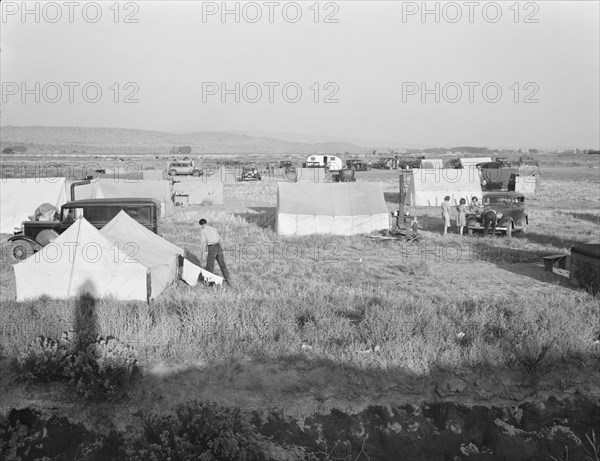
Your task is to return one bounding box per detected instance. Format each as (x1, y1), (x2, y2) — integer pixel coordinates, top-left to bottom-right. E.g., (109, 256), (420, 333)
(468, 197), (483, 217)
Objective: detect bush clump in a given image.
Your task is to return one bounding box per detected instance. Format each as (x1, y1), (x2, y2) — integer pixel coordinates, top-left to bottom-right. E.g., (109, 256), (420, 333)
(15, 331), (139, 400)
(125, 401), (266, 461)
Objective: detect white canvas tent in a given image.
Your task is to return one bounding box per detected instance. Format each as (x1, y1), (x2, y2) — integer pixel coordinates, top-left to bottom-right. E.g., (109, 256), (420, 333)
(460, 157), (493, 168)
(100, 211), (184, 299)
(404, 168), (483, 206)
(0, 178), (67, 234)
(97, 179), (173, 217)
(277, 183), (389, 236)
(14, 217), (151, 301)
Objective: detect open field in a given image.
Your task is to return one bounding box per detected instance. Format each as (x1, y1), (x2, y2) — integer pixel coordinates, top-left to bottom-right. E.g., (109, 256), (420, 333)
(1, 152), (599, 459)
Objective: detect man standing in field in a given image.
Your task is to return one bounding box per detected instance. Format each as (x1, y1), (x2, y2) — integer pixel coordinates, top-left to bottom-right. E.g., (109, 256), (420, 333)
(199, 219), (231, 284)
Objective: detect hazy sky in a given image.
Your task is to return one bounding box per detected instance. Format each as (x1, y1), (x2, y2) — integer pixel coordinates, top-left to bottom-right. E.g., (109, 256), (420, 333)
(1, 1), (599, 148)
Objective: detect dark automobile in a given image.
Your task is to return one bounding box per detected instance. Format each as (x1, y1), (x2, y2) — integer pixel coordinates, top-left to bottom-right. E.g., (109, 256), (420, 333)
(8, 198), (161, 260)
(332, 168), (356, 182)
(466, 192), (528, 237)
(238, 167), (262, 181)
(345, 159), (370, 171)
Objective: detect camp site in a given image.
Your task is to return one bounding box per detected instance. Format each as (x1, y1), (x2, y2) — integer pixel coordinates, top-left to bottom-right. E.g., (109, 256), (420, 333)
(1, 2), (599, 460)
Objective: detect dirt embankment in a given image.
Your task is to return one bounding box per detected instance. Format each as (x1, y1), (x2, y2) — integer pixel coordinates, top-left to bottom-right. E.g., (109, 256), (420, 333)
(2, 357), (600, 460)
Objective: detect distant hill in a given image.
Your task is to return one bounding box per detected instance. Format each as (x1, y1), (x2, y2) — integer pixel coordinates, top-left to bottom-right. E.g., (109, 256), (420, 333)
(0, 126), (367, 155)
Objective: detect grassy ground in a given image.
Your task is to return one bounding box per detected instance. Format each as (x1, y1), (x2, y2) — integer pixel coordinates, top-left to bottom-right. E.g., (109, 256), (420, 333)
(1, 154), (599, 380)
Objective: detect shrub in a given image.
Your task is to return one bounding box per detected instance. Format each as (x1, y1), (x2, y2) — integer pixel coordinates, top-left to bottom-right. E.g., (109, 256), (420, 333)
(125, 401), (266, 461)
(67, 336), (139, 400)
(15, 335), (72, 382)
(14, 331), (139, 400)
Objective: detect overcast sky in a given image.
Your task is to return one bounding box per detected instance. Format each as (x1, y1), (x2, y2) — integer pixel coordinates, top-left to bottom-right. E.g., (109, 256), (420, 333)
(1, 1), (599, 148)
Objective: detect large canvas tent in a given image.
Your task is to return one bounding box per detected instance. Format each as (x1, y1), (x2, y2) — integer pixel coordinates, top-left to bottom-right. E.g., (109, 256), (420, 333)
(404, 168), (483, 206)
(100, 211), (184, 299)
(0, 177), (67, 233)
(277, 183), (389, 236)
(97, 179), (173, 217)
(14, 218), (152, 301)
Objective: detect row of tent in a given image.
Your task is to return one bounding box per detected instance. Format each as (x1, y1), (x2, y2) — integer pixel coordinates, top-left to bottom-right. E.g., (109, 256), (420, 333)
(0, 177), (224, 234)
(14, 211), (222, 302)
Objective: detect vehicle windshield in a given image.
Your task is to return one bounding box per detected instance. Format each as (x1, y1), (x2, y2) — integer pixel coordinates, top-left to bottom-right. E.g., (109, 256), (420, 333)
(484, 197), (512, 206)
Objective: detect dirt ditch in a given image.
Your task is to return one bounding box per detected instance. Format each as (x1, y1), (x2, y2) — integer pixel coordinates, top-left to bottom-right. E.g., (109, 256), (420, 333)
(2, 396), (599, 461)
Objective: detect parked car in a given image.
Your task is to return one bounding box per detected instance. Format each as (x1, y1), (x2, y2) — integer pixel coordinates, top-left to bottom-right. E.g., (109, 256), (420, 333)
(8, 198), (162, 260)
(345, 159), (370, 171)
(168, 160), (202, 176)
(238, 167), (262, 181)
(332, 169), (356, 182)
(466, 192), (528, 237)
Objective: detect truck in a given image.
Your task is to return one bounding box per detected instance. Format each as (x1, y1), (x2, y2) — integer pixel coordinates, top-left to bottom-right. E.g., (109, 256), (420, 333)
(466, 191), (528, 238)
(8, 198), (162, 261)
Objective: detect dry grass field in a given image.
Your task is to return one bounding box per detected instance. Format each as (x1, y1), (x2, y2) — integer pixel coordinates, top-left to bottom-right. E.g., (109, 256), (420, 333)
(1, 152), (599, 459)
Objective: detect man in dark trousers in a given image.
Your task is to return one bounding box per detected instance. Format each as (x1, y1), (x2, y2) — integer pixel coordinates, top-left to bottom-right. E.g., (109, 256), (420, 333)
(483, 209), (498, 237)
(199, 219), (231, 284)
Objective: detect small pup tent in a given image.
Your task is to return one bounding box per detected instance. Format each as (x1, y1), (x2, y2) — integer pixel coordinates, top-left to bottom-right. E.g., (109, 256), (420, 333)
(14, 218), (151, 301)
(404, 168), (483, 206)
(277, 182), (389, 236)
(100, 211), (184, 299)
(96, 179), (173, 217)
(0, 178), (67, 233)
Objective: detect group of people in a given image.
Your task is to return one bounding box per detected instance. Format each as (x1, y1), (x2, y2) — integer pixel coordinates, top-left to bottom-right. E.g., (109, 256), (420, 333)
(441, 196), (499, 237)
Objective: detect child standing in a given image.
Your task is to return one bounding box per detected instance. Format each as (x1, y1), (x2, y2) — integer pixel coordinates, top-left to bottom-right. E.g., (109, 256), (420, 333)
(411, 216), (419, 235)
(456, 198), (467, 236)
(441, 196), (451, 235)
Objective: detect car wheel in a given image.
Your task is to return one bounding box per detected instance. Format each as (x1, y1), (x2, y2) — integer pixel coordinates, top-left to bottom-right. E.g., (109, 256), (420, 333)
(505, 222), (512, 238)
(12, 241), (34, 261)
(169, 169), (177, 176)
(192, 170), (200, 177)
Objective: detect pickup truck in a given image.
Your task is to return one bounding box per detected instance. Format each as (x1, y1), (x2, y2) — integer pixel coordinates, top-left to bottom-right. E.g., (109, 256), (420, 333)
(8, 198), (161, 260)
(466, 192), (528, 237)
